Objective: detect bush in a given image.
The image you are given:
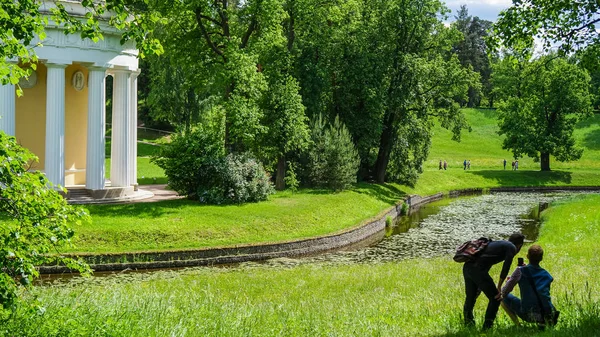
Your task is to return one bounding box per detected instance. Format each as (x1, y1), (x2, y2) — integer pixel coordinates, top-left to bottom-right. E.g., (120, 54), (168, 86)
(153, 129), (273, 204)
(200, 153), (274, 204)
(152, 128), (225, 199)
(304, 114), (360, 191)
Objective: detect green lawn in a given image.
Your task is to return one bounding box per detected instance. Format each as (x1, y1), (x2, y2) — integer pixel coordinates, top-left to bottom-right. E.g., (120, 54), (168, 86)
(9, 195), (600, 336)
(78, 109), (600, 254)
(70, 184), (404, 253)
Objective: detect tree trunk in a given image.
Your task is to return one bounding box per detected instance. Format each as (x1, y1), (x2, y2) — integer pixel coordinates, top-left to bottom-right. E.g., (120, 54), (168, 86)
(374, 113), (396, 183)
(540, 152), (551, 171)
(275, 155), (286, 190)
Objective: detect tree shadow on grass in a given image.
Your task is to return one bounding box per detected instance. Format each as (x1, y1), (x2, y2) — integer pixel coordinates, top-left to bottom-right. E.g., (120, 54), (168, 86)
(302, 183), (406, 204)
(353, 182), (407, 204)
(575, 113), (600, 129)
(582, 128), (600, 150)
(86, 199), (197, 219)
(466, 170), (573, 187)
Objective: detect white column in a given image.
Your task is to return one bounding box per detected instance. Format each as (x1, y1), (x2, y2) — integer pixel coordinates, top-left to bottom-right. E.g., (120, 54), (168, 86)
(110, 70), (132, 187)
(0, 82), (16, 136)
(129, 70), (140, 188)
(85, 67), (107, 190)
(45, 63), (67, 187)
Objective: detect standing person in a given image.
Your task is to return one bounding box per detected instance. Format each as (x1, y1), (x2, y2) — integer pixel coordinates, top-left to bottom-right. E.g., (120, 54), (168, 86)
(439, 160), (443, 170)
(467, 160), (471, 170)
(512, 161), (515, 170)
(503, 159), (507, 170)
(443, 160), (447, 170)
(501, 245), (558, 328)
(515, 160), (519, 170)
(463, 233), (525, 330)
(464, 159), (467, 170)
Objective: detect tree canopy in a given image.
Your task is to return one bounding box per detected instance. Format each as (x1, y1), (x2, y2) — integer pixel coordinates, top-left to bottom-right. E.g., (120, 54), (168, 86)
(495, 56), (593, 171)
(493, 0), (600, 54)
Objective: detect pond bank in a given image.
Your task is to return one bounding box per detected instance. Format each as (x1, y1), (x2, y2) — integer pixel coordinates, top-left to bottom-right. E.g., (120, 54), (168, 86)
(40, 186), (600, 274)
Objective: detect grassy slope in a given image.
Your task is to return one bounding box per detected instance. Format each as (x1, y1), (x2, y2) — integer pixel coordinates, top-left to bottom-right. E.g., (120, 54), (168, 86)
(12, 195), (600, 336)
(70, 184), (403, 253)
(77, 109), (600, 253)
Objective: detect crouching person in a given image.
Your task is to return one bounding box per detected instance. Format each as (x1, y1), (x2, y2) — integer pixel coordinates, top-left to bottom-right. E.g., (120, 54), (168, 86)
(501, 244), (559, 329)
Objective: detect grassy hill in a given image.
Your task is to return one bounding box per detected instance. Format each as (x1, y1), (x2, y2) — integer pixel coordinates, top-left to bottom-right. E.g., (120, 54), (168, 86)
(401, 109), (600, 195)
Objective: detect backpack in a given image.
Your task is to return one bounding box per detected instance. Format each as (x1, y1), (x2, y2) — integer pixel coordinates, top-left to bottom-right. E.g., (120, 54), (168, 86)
(453, 237), (491, 262)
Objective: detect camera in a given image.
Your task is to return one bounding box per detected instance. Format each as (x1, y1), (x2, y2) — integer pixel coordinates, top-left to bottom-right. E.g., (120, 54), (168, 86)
(518, 257), (525, 266)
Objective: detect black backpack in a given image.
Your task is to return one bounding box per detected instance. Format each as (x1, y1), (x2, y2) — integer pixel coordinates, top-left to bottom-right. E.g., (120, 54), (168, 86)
(453, 237), (491, 262)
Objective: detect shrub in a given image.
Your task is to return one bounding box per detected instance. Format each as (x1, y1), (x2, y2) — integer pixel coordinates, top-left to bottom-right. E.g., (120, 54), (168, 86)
(153, 129), (273, 204)
(284, 161), (299, 193)
(152, 127), (225, 200)
(201, 153), (274, 204)
(304, 114), (360, 191)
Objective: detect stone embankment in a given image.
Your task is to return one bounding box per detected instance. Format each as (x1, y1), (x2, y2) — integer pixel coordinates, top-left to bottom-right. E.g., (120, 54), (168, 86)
(40, 193), (443, 274)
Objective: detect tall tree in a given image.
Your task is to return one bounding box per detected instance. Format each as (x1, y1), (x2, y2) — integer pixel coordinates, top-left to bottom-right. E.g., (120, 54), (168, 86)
(452, 6), (493, 108)
(496, 56), (593, 171)
(291, 0), (477, 184)
(370, 0), (477, 184)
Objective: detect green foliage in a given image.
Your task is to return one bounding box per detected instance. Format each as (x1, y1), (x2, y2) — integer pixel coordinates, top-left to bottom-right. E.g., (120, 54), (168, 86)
(493, 0), (600, 56)
(0, 1), (45, 92)
(385, 216), (393, 227)
(284, 162), (299, 193)
(496, 56), (593, 170)
(452, 5), (493, 108)
(304, 115), (359, 191)
(203, 153), (274, 204)
(152, 128), (273, 204)
(400, 202), (409, 216)
(0, 132), (89, 312)
(152, 127), (225, 199)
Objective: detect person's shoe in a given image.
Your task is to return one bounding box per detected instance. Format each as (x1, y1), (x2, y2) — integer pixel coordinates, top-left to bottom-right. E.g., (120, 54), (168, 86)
(482, 320), (494, 331)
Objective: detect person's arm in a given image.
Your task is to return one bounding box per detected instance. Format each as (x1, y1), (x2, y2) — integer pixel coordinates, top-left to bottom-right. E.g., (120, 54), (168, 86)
(497, 244), (517, 292)
(501, 267), (522, 297)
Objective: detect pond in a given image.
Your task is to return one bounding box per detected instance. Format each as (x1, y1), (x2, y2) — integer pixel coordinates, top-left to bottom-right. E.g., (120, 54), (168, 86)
(263, 191), (596, 267)
(39, 190), (597, 283)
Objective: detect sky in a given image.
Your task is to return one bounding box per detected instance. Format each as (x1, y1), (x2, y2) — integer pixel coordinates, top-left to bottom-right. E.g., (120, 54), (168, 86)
(444, 0), (512, 22)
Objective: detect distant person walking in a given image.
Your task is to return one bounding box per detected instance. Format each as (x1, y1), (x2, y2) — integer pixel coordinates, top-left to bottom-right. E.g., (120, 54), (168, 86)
(439, 160), (443, 170)
(443, 160), (448, 170)
(467, 160), (471, 170)
(503, 159), (507, 170)
(515, 160), (519, 170)
(464, 159), (467, 170)
(512, 161), (515, 171)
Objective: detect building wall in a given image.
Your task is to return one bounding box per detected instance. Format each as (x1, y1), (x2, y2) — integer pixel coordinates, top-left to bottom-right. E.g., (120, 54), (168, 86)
(15, 63), (90, 185)
(16, 63), (47, 171)
(65, 64), (89, 185)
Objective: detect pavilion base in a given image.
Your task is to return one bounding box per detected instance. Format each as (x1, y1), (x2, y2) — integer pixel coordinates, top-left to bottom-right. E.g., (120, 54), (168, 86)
(66, 186), (153, 204)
